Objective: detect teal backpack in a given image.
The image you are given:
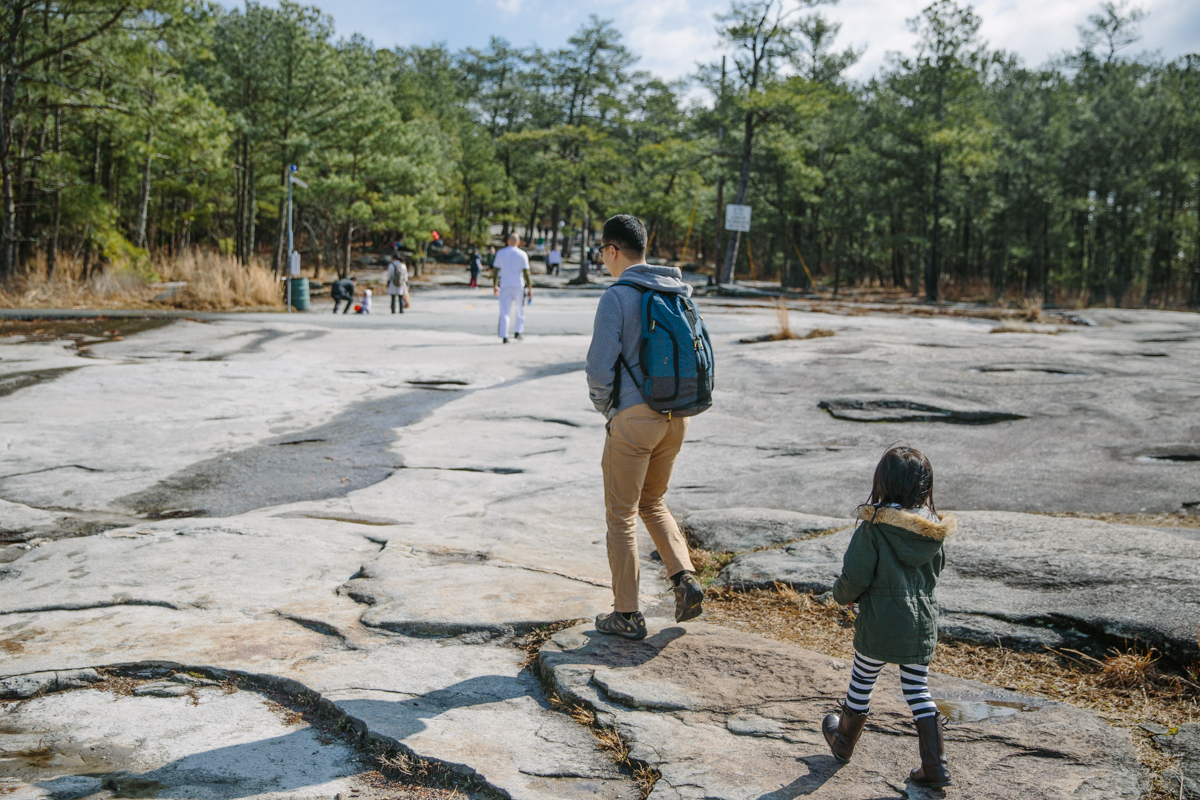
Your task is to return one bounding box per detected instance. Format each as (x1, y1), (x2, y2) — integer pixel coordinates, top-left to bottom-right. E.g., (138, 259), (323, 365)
(611, 282), (715, 417)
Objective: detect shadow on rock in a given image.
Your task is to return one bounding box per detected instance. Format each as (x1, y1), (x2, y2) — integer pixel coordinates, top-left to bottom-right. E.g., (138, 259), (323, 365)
(336, 673), (531, 742)
(33, 728), (359, 800)
(755, 754), (847, 799)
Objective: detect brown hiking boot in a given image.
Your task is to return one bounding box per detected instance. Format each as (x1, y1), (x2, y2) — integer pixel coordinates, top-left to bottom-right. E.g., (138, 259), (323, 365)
(822, 703), (869, 762)
(595, 610), (647, 640)
(672, 571), (704, 622)
(909, 714), (952, 788)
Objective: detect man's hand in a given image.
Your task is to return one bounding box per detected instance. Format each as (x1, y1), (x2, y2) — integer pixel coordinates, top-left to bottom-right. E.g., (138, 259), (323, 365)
(493, 285), (499, 297)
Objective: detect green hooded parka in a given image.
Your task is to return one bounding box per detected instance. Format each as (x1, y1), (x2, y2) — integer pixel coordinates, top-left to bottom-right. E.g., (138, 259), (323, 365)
(832, 505), (957, 665)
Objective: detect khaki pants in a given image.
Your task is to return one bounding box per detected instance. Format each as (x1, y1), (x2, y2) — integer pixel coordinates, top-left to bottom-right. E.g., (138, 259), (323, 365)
(602, 403), (694, 613)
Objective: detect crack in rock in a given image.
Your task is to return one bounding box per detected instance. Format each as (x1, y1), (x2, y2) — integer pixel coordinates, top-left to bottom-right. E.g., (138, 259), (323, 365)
(818, 398), (1026, 424)
(273, 612), (357, 649)
(0, 599), (182, 616)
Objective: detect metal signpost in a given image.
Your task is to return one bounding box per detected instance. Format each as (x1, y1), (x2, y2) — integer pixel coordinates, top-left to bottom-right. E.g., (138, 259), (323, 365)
(722, 204), (751, 285)
(285, 165), (308, 312)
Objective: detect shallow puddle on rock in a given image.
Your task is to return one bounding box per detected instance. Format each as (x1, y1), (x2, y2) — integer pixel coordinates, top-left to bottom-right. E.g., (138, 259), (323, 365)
(0, 317), (172, 344)
(100, 773), (169, 798)
(934, 698), (1039, 723)
(0, 720), (135, 783)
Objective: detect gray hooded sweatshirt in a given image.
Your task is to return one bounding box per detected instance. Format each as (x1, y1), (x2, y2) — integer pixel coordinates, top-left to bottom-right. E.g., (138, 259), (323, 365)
(586, 264), (693, 419)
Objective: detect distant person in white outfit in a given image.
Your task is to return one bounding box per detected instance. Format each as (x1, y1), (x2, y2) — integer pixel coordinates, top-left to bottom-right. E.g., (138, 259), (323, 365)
(547, 247), (562, 276)
(493, 233), (531, 343)
(356, 287), (372, 314)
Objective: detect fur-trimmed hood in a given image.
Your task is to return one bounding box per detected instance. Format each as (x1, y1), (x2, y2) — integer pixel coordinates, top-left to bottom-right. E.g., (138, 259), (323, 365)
(857, 505), (957, 541)
(855, 506), (956, 568)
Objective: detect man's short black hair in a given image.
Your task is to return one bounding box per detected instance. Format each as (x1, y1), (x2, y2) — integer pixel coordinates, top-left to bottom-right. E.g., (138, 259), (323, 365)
(602, 214), (647, 258)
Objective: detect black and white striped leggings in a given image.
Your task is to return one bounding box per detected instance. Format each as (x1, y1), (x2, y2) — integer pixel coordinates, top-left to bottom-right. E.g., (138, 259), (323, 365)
(845, 651), (938, 719)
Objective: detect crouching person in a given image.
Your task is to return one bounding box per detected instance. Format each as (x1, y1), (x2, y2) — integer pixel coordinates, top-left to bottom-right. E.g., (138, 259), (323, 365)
(822, 446), (956, 789)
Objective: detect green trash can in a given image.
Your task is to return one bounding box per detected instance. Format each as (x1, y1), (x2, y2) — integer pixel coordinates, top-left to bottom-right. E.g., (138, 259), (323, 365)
(288, 277), (310, 311)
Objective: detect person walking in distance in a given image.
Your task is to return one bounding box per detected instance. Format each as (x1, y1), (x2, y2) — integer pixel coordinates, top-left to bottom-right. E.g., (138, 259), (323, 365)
(585, 214), (714, 640)
(821, 446), (955, 789)
(468, 249), (483, 288)
(386, 255), (408, 313)
(546, 246), (562, 276)
(331, 275), (357, 314)
(493, 233), (531, 343)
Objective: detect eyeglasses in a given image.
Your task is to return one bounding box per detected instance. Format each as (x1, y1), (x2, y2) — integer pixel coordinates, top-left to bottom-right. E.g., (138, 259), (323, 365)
(601, 243), (619, 256)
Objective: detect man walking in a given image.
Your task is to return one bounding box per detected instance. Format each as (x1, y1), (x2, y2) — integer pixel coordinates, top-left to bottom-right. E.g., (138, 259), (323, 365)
(547, 246), (562, 276)
(331, 275), (357, 314)
(585, 214), (706, 640)
(493, 233), (531, 343)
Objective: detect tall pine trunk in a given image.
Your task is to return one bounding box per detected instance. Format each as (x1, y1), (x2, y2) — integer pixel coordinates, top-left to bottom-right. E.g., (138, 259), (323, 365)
(134, 124), (154, 249)
(721, 111), (755, 284)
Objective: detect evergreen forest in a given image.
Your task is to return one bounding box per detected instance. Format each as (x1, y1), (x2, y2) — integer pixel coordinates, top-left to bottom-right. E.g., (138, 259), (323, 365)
(2, 0), (1198, 306)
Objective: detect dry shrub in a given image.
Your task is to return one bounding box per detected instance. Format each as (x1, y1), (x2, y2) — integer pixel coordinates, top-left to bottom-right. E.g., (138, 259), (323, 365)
(0, 250), (282, 310)
(1018, 297), (1045, 322)
(0, 253), (151, 309)
(633, 763), (661, 798)
(158, 250), (281, 310)
(773, 298), (798, 340)
(688, 545), (735, 586)
(1102, 649), (1160, 688)
(376, 748), (430, 777)
(800, 327), (835, 339)
(1059, 645), (1165, 688)
(595, 727), (630, 761)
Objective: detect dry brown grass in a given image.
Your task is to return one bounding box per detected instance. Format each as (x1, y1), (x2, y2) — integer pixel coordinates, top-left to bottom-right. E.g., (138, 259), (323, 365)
(515, 619), (587, 668)
(158, 250), (281, 310)
(703, 583), (1200, 800)
(739, 300), (837, 343)
(773, 298), (798, 339)
(546, 688), (659, 798)
(1037, 510), (1200, 530)
(1017, 297), (1045, 322)
(990, 320), (1060, 334)
(0, 250), (282, 311)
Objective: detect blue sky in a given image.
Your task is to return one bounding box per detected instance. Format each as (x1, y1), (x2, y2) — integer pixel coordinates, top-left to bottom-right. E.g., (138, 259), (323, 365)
(230, 0), (1199, 83)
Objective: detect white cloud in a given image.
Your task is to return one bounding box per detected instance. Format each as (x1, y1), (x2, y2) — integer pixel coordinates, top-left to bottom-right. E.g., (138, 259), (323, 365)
(613, 0), (1199, 84)
(612, 0), (727, 80)
(494, 0), (527, 15)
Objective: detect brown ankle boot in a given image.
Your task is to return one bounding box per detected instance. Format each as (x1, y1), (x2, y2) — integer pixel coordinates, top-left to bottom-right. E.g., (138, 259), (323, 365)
(909, 714), (952, 788)
(822, 703), (869, 762)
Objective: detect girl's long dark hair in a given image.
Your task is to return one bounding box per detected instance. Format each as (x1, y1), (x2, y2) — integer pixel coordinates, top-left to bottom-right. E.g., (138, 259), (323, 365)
(866, 445), (937, 515)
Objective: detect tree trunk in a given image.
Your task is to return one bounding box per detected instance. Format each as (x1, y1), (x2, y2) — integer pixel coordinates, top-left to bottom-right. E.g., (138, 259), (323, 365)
(82, 122), (102, 278)
(341, 221), (353, 279)
(247, 157), (256, 263)
(549, 204), (560, 250)
(713, 174), (724, 275)
(134, 124), (154, 249)
(273, 163), (288, 276)
(525, 193), (539, 247)
(0, 58), (17, 279)
(926, 152), (942, 302)
(47, 106), (61, 276)
(721, 112), (756, 284)
(235, 136), (246, 263)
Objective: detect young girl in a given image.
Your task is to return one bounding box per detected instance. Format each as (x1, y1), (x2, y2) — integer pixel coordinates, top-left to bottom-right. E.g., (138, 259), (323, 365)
(822, 446), (956, 789)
